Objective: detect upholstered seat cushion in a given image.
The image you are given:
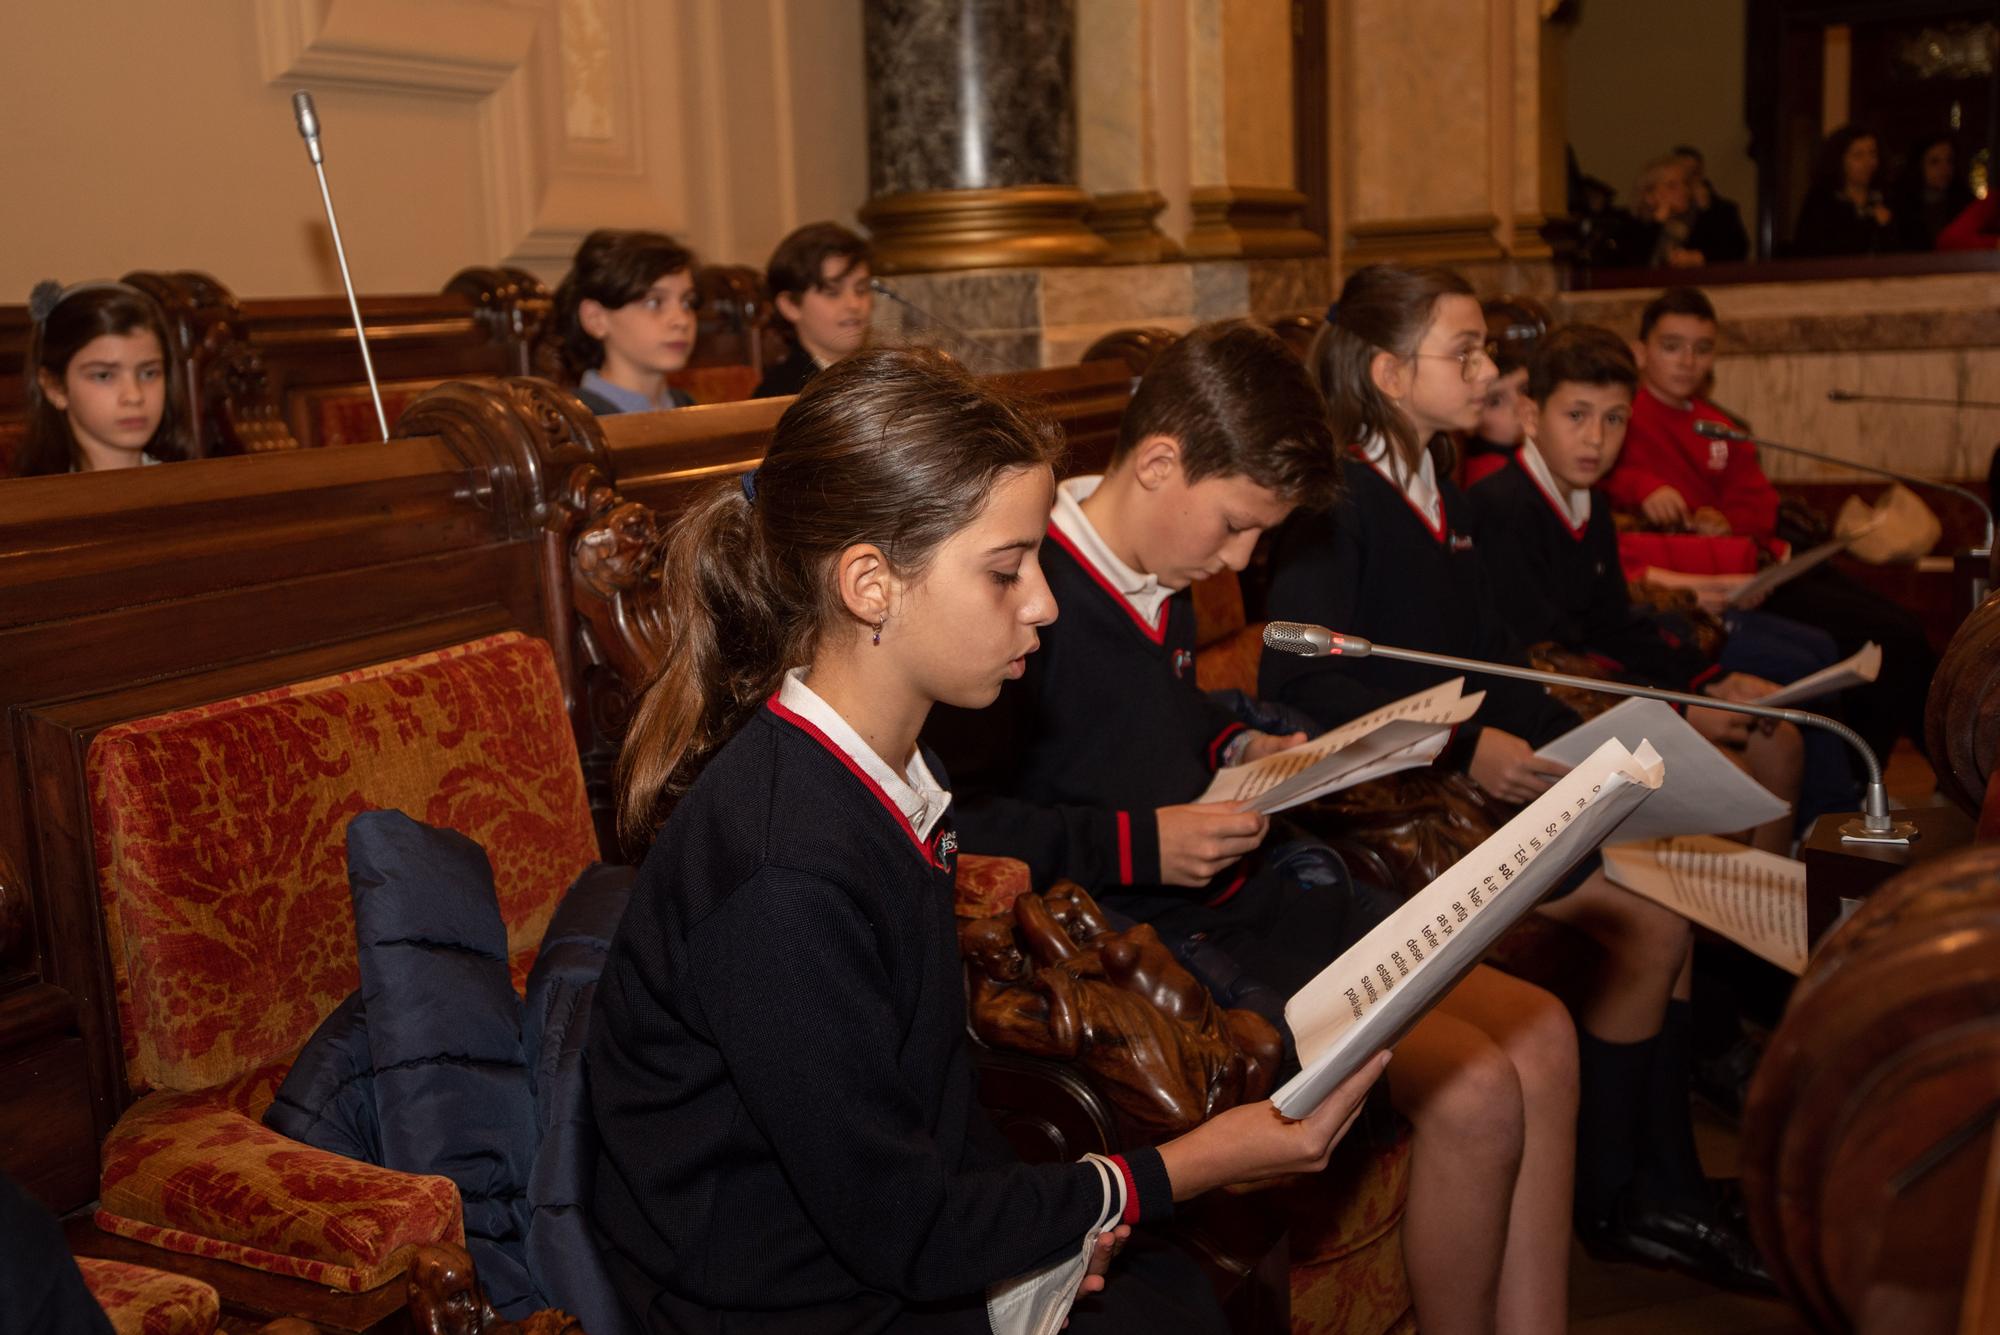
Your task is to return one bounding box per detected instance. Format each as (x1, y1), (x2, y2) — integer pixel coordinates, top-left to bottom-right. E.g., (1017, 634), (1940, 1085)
(952, 853), (1033, 919)
(75, 1257), (220, 1335)
(88, 631), (600, 1095)
(1287, 1127), (1416, 1334)
(96, 1060), (464, 1293)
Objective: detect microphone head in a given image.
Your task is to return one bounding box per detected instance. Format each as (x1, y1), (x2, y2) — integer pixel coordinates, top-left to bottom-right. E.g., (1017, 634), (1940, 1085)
(1263, 621), (1337, 657)
(868, 277), (896, 298)
(1692, 419), (1744, 441)
(291, 90), (323, 164)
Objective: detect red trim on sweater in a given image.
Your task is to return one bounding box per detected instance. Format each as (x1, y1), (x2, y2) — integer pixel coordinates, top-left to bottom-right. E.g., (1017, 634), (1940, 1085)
(1207, 722), (1249, 770)
(766, 697), (947, 869)
(1203, 866), (1251, 908)
(1045, 524), (1168, 645)
(1353, 446), (1446, 544)
(1115, 811), (1135, 884)
(1513, 452), (1590, 541)
(1109, 1155), (1142, 1224)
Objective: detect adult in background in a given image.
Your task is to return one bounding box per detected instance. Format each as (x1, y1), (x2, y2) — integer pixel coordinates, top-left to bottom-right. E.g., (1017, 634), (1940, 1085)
(1791, 126), (1896, 258)
(1670, 145), (1750, 264)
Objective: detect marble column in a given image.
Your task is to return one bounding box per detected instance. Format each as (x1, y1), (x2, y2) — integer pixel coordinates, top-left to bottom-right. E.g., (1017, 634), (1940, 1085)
(1077, 0), (1179, 264)
(861, 0), (1108, 272)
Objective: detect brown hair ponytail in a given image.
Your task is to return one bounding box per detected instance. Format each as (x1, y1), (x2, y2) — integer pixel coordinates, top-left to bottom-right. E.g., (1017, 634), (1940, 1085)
(616, 346), (1062, 841)
(1310, 263), (1474, 481)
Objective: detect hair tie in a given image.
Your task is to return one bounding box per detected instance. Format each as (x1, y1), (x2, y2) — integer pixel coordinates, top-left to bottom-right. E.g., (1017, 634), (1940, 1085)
(739, 469), (758, 505)
(28, 281), (63, 323)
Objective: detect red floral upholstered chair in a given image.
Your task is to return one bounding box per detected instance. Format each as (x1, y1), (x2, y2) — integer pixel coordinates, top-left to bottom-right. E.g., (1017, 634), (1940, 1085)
(85, 633), (601, 1296)
(75, 1256), (222, 1335)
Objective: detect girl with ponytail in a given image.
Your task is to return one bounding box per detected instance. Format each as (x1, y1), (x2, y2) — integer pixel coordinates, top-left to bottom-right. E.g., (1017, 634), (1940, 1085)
(588, 347), (1387, 1332)
(1265, 264), (1773, 1293)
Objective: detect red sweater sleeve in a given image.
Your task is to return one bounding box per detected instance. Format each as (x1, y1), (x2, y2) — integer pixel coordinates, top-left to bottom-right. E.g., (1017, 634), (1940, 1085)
(1937, 198), (1999, 253)
(1603, 405), (1681, 513)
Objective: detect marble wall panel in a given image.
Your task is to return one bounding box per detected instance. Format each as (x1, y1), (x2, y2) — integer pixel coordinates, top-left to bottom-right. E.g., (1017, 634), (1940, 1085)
(1041, 264), (1195, 326)
(866, 0), (1078, 196)
(1078, 0), (1148, 194)
(1711, 348), (2000, 482)
(1219, 0), (1294, 190)
(1186, 0), (1226, 184)
(1346, 0), (1494, 224)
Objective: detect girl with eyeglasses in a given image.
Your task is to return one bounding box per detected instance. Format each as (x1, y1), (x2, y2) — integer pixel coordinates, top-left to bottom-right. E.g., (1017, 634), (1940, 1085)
(1262, 262), (1775, 1293)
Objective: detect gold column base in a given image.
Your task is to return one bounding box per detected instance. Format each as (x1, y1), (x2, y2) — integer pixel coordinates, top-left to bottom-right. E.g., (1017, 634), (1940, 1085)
(860, 185), (1109, 274)
(1183, 186), (1324, 260)
(1086, 190), (1182, 265)
(1342, 213), (1507, 267)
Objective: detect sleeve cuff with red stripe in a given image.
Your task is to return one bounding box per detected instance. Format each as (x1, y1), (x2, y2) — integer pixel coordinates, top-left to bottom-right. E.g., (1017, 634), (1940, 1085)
(1106, 1147), (1174, 1224)
(1207, 721), (1249, 771)
(1111, 808), (1161, 886)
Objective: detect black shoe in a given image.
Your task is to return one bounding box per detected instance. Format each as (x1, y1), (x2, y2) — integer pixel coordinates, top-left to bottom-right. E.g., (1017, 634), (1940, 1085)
(1578, 1194), (1778, 1295)
(1691, 1035), (1762, 1122)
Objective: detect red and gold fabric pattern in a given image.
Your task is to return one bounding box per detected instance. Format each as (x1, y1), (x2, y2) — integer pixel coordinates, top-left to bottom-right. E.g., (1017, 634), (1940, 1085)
(75, 1256), (222, 1335)
(87, 632), (599, 1094)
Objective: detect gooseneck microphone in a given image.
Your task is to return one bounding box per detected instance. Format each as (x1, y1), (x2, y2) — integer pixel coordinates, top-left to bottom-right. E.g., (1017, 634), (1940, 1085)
(1262, 621), (1916, 844)
(869, 277), (1034, 372)
(1828, 389), (2000, 411)
(292, 90), (389, 442)
(1692, 418), (1994, 557)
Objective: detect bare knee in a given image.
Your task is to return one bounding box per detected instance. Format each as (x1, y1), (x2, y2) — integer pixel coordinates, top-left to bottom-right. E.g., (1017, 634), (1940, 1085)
(1503, 990), (1579, 1116)
(1406, 1042), (1526, 1170)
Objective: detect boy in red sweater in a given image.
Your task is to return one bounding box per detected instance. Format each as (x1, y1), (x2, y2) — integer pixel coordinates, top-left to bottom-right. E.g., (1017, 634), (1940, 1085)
(1603, 289), (1781, 554)
(1604, 286), (1935, 760)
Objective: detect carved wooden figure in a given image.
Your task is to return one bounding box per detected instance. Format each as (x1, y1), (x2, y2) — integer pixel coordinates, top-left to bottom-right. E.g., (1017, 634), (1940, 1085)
(406, 1243), (583, 1335)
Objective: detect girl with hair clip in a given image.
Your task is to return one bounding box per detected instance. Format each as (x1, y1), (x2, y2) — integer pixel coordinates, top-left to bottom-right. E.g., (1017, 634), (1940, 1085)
(586, 346), (1387, 1335)
(17, 280), (191, 477)
(1263, 263), (1772, 1294)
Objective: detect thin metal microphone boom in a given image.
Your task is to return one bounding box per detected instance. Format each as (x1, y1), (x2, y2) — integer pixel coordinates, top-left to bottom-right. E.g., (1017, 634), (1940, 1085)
(292, 90), (389, 442)
(1261, 620), (1915, 844)
(869, 278), (1034, 372)
(1692, 418), (1994, 555)
(1828, 389), (2000, 410)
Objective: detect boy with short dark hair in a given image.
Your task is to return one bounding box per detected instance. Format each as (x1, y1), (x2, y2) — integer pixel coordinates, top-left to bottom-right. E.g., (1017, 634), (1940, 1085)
(1469, 323), (1810, 852)
(930, 320), (1582, 1334)
(754, 222), (874, 398)
(1602, 285), (1935, 759)
(554, 229), (700, 415)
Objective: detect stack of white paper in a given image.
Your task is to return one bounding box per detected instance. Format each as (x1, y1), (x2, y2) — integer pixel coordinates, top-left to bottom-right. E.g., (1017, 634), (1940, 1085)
(1273, 737), (1666, 1116)
(1536, 698), (1789, 844)
(1753, 641), (1880, 707)
(1198, 679), (1484, 815)
(1602, 837), (1808, 973)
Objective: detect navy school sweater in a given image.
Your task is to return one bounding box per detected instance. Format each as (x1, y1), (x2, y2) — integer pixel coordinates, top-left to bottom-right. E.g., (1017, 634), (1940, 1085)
(587, 702), (1169, 1333)
(1260, 451), (1580, 753)
(926, 530), (1252, 921)
(1467, 455), (1713, 691)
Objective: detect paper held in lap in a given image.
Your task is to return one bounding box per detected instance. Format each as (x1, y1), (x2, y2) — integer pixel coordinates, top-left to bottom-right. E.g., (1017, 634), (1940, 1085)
(1198, 679), (1484, 814)
(1273, 737), (1665, 1117)
(1535, 698), (1790, 844)
(1603, 837), (1807, 974)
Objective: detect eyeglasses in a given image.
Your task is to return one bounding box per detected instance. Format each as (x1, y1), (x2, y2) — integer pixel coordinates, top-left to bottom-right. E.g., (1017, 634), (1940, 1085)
(1415, 340), (1501, 383)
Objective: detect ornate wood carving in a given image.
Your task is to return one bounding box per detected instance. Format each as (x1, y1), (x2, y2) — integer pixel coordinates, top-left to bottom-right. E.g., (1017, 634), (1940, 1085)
(1742, 843), (2000, 1332)
(406, 1242), (583, 1335)
(445, 267), (556, 378)
(1925, 588), (2000, 817)
(961, 883), (1279, 1141)
(121, 270), (300, 456)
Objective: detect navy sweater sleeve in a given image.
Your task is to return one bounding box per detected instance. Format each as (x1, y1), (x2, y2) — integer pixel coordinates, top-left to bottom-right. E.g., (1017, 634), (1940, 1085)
(1258, 501), (1412, 732)
(686, 865), (1165, 1301)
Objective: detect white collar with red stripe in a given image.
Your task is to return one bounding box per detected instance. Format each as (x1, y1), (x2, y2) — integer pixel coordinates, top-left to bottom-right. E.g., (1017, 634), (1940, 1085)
(1356, 435), (1443, 538)
(1517, 439), (1591, 536)
(774, 668), (951, 842)
(1050, 476), (1174, 631)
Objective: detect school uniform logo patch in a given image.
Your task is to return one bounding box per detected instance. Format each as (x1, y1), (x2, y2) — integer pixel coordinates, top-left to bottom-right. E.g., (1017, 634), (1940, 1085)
(1172, 648), (1194, 678)
(931, 827), (959, 873)
(1707, 440), (1730, 470)
(1448, 532), (1475, 552)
